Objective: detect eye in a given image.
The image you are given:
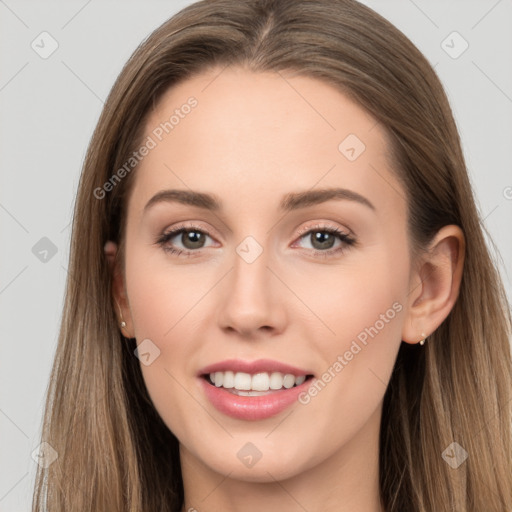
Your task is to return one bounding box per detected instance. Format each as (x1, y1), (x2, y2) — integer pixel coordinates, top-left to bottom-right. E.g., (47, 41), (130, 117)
(155, 222), (356, 259)
(155, 223), (216, 257)
(292, 224), (356, 258)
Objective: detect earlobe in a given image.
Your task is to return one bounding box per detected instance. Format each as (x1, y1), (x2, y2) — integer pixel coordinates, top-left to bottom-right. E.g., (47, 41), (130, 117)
(104, 240), (134, 337)
(401, 225), (465, 345)
(104, 240), (118, 269)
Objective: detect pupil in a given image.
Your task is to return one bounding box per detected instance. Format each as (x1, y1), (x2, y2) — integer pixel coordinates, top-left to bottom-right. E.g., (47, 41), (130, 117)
(183, 230), (204, 249)
(312, 231), (334, 250)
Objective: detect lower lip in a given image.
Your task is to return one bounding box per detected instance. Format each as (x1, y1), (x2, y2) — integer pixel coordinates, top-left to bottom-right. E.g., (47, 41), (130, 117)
(199, 376), (314, 421)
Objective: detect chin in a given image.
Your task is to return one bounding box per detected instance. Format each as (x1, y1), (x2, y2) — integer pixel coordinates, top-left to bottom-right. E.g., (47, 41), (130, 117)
(192, 441), (316, 483)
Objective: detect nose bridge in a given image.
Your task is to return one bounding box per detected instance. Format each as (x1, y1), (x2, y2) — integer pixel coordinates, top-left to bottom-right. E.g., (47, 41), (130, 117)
(231, 234), (272, 306)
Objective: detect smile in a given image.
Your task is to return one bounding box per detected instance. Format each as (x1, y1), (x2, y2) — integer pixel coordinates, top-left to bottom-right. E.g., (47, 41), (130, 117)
(205, 371), (309, 395)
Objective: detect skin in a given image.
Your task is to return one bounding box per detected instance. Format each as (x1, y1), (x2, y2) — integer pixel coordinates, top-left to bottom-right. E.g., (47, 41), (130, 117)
(105, 66), (464, 512)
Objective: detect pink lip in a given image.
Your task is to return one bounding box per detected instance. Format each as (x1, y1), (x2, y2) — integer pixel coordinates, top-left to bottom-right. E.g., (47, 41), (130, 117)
(197, 358), (314, 377)
(198, 374), (314, 421)
(197, 358), (315, 421)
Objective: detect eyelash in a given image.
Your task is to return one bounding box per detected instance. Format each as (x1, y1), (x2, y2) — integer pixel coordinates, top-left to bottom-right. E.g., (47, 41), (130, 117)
(155, 222), (356, 259)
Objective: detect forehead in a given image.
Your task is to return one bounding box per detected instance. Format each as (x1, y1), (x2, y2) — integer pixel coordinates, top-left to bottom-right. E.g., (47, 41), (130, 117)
(129, 66), (404, 219)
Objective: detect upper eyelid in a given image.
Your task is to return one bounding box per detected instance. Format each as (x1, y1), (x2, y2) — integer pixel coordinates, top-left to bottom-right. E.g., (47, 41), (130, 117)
(295, 223), (351, 237)
(162, 222), (219, 243)
(162, 221), (350, 237)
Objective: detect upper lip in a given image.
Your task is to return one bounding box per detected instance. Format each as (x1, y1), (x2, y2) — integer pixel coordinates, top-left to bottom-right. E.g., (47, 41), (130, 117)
(198, 358), (314, 377)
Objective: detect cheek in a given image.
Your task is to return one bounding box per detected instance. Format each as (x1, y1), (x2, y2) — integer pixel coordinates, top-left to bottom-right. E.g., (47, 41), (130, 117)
(302, 249), (407, 353)
(123, 246), (220, 431)
(125, 241), (211, 342)
(294, 248), (407, 426)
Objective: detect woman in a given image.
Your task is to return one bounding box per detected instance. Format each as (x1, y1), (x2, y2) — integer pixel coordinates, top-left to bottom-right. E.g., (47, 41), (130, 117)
(32, 0), (512, 511)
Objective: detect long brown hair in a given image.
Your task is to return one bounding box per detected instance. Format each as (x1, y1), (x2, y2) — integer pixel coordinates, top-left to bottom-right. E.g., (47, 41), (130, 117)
(32, 1), (512, 510)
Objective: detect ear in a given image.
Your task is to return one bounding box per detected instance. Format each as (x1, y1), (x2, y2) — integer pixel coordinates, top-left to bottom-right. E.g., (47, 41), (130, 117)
(104, 240), (134, 338)
(401, 225), (465, 344)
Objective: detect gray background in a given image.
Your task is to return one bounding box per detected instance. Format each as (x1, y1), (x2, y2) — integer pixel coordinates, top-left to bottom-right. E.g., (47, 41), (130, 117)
(1, 1), (511, 510)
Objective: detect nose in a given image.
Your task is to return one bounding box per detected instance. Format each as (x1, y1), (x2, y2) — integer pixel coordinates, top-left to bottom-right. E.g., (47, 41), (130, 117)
(217, 242), (287, 338)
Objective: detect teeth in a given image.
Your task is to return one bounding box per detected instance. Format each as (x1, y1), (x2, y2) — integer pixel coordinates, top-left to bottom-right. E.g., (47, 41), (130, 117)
(252, 372), (270, 391)
(208, 371), (308, 391)
(234, 371), (252, 390)
(222, 371), (235, 388)
(295, 375), (306, 386)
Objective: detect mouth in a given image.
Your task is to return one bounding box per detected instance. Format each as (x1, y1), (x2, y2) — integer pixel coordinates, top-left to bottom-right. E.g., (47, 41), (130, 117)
(197, 358), (316, 420)
(201, 371), (315, 396)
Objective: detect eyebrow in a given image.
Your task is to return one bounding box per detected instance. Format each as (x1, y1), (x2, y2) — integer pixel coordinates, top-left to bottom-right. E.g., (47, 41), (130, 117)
(143, 187), (376, 214)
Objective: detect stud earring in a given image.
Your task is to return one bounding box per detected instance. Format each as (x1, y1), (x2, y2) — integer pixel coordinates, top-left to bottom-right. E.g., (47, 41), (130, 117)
(419, 332), (427, 346)
(115, 300), (127, 329)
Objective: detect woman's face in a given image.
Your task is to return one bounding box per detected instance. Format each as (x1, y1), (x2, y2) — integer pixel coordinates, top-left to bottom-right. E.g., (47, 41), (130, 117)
(117, 66), (416, 481)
